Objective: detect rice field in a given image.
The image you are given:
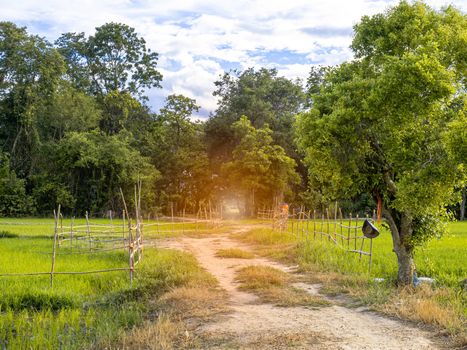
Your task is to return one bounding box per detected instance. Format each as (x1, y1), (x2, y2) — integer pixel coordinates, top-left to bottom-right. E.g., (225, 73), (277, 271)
(0, 216), (215, 349)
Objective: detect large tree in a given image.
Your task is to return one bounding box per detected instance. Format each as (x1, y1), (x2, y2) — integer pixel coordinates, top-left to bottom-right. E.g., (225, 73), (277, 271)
(144, 94), (212, 214)
(223, 116), (299, 216)
(206, 68), (305, 168)
(0, 22), (65, 177)
(296, 1), (466, 284)
(55, 23), (162, 100)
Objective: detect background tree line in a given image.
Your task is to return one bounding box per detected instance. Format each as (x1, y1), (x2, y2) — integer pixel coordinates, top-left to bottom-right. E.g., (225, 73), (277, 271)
(0, 1), (465, 226)
(0, 1), (466, 284)
(0, 22), (304, 217)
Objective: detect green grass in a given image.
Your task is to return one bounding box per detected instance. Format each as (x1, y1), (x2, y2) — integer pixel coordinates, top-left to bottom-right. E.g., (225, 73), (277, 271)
(0, 217), (219, 349)
(215, 248), (255, 259)
(235, 265), (329, 307)
(270, 219), (467, 287)
(238, 219), (467, 340)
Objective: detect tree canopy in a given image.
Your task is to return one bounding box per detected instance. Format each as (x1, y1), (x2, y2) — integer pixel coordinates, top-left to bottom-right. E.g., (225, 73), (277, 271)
(296, 1), (467, 284)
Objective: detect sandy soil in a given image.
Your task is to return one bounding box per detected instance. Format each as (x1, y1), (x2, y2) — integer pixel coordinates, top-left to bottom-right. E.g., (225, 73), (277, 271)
(158, 227), (440, 349)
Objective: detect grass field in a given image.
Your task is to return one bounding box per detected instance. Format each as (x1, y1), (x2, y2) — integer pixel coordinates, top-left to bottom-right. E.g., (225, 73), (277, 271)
(0, 217), (220, 349)
(237, 219), (467, 341)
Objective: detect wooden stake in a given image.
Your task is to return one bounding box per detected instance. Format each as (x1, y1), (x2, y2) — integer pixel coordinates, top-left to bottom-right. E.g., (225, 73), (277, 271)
(313, 210), (316, 240)
(355, 214), (359, 250)
(50, 205), (60, 288)
(70, 216), (74, 251)
(122, 210), (126, 251)
(85, 211), (91, 251)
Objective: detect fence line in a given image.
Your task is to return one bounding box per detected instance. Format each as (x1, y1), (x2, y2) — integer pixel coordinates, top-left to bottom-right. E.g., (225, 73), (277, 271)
(260, 205), (379, 272)
(0, 197), (224, 287)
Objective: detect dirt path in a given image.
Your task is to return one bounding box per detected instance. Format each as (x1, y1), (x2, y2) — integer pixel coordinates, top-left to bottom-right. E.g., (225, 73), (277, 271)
(159, 227), (440, 349)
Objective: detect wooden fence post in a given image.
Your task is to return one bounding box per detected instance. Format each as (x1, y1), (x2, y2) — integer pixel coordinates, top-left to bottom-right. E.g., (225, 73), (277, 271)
(50, 205), (60, 288)
(314, 211), (317, 238)
(85, 211), (91, 251)
(70, 216), (74, 251)
(355, 214), (359, 250)
(122, 210), (126, 252)
(333, 203), (338, 243)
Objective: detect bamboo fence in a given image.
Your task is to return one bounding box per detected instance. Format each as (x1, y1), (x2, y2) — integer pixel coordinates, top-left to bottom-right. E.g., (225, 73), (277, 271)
(262, 203), (379, 272)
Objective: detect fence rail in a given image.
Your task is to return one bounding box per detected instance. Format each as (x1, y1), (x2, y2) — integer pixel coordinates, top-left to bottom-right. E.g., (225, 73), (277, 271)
(260, 205), (380, 272)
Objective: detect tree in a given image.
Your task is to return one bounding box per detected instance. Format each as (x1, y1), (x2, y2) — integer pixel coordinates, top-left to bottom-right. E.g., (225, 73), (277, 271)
(206, 68), (305, 167)
(296, 1), (466, 285)
(145, 95), (211, 213)
(55, 23), (162, 100)
(0, 154), (33, 216)
(0, 22), (65, 177)
(223, 116), (299, 216)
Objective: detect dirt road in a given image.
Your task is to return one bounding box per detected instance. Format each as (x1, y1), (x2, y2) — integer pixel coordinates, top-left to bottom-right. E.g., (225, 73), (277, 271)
(159, 228), (440, 349)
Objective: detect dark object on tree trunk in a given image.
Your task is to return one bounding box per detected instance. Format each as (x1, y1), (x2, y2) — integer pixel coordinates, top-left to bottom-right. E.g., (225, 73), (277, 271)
(362, 219), (380, 238)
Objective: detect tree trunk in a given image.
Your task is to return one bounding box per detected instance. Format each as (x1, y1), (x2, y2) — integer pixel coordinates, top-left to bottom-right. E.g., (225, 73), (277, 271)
(460, 187), (466, 221)
(393, 243), (415, 285)
(383, 208), (415, 285)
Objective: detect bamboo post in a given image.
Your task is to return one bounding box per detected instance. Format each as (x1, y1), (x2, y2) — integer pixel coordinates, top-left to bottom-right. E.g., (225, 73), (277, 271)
(182, 208), (185, 235)
(155, 211), (160, 236)
(59, 213), (63, 247)
(359, 237), (365, 260)
(348, 213), (352, 250)
(334, 203), (338, 243)
(339, 208), (344, 245)
(355, 214), (359, 250)
(326, 208), (330, 241)
(109, 210), (113, 241)
(122, 210), (126, 251)
(313, 210), (316, 240)
(70, 216), (74, 251)
(128, 217), (133, 284)
(50, 205), (60, 288)
(209, 200), (212, 222)
(369, 238), (373, 272)
(85, 211), (91, 251)
(292, 208), (295, 235)
(171, 202), (175, 234)
(321, 211), (324, 241)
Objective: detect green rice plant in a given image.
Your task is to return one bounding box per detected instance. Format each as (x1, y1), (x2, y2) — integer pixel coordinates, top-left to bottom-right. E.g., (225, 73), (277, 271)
(0, 217), (216, 349)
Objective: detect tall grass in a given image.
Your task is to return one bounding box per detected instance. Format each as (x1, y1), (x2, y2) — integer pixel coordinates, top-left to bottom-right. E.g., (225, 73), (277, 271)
(238, 220), (467, 340)
(0, 217), (217, 349)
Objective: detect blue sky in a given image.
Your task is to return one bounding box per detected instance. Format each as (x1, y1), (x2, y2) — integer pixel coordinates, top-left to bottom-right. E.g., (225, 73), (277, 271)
(2, 0), (465, 117)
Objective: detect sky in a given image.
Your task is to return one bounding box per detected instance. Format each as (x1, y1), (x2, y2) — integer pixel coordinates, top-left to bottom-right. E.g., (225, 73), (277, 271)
(2, 0), (466, 118)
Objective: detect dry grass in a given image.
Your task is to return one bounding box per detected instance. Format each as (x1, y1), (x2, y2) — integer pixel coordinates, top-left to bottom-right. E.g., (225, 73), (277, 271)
(236, 228), (298, 263)
(378, 285), (466, 343)
(236, 265), (329, 307)
(159, 286), (229, 320)
(118, 314), (194, 350)
(241, 330), (328, 349)
(115, 286), (230, 349)
(215, 248), (255, 259)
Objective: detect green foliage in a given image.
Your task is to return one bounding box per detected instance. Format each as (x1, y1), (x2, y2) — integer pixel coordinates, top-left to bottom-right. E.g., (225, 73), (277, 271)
(296, 1), (467, 283)
(147, 94), (211, 213)
(206, 68), (305, 167)
(55, 22), (162, 100)
(0, 22), (65, 177)
(0, 155), (33, 216)
(0, 217), (214, 348)
(222, 116), (299, 215)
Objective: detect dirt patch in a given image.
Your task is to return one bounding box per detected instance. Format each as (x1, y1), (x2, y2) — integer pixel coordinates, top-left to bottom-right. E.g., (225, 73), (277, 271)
(158, 228), (442, 349)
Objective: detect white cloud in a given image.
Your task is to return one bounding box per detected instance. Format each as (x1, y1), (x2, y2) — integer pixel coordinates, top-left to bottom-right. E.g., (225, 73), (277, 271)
(1, 0), (465, 117)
